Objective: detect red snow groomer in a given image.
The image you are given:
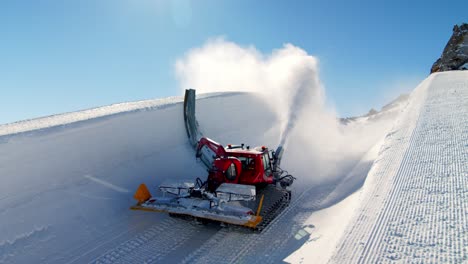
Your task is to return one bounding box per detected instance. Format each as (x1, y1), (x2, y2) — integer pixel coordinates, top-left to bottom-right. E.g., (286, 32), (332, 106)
(131, 90), (294, 230)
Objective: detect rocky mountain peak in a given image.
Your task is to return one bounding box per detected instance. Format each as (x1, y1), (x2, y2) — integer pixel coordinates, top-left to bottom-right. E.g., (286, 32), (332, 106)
(431, 23), (468, 73)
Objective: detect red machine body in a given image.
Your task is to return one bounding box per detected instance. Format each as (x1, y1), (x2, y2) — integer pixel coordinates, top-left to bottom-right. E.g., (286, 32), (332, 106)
(196, 137), (275, 191)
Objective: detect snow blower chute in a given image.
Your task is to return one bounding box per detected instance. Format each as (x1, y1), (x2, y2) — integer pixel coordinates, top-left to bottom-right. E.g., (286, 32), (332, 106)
(131, 89), (295, 230)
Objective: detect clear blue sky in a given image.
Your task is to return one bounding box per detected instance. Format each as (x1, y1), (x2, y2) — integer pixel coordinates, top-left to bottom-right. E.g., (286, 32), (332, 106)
(0, 0), (466, 124)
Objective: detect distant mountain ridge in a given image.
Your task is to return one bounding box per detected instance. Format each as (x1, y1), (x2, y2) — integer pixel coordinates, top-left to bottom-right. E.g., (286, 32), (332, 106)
(342, 23), (467, 124)
(431, 23), (468, 73)
(340, 93), (409, 125)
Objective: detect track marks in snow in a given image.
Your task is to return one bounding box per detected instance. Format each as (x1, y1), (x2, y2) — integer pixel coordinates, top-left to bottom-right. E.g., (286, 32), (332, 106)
(91, 218), (201, 264)
(180, 228), (232, 264)
(331, 72), (468, 263)
(183, 184), (335, 264)
(0, 226), (50, 264)
(367, 74), (468, 263)
(236, 185), (335, 264)
(330, 75), (431, 263)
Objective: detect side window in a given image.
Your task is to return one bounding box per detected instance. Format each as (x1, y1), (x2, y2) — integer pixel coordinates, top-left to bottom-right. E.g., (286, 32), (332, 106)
(225, 162), (237, 180)
(238, 157), (255, 170)
(262, 153), (271, 172)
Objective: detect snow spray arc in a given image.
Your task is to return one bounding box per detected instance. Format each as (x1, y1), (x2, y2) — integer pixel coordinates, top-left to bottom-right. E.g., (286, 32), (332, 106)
(175, 38), (326, 149)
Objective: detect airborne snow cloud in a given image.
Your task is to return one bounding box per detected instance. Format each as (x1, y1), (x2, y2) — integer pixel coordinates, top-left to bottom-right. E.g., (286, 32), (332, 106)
(175, 38), (392, 183)
(175, 38), (332, 145)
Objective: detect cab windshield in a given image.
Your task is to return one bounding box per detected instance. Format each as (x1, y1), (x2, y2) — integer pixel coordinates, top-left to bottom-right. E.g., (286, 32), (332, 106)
(262, 153), (271, 173)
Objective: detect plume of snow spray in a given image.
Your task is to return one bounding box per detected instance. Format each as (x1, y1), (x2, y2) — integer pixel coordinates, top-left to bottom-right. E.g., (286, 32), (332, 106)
(175, 38), (324, 149)
(175, 38), (393, 184)
(278, 64), (323, 147)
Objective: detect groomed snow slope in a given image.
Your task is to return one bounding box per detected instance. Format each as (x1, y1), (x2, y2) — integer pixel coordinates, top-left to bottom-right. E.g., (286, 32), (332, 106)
(0, 92), (286, 263)
(0, 89), (400, 263)
(329, 71), (468, 263)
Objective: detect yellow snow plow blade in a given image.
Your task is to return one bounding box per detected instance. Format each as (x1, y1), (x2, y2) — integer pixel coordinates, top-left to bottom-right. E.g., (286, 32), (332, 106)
(243, 215), (263, 228)
(133, 183), (151, 203)
(131, 202), (263, 229)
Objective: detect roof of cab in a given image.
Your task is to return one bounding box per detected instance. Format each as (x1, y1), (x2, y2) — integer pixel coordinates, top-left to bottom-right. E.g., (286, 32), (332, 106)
(225, 147), (264, 156)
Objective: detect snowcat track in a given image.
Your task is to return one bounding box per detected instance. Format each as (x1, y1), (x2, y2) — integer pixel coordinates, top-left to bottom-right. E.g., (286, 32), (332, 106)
(254, 185), (291, 232)
(232, 185), (291, 232)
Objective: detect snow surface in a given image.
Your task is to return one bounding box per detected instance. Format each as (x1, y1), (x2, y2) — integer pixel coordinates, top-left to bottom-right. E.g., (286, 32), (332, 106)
(1, 71), (465, 263)
(328, 71), (468, 263)
(0, 92), (228, 137)
(284, 71), (467, 263)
